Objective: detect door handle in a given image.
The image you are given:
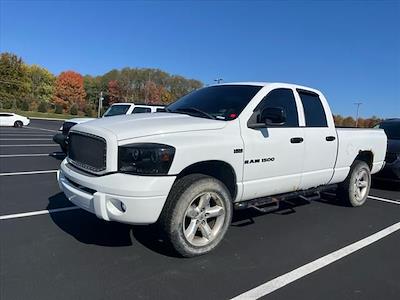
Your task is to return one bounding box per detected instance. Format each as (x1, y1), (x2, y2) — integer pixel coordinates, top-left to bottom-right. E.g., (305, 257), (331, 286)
(326, 136), (336, 141)
(290, 137), (304, 143)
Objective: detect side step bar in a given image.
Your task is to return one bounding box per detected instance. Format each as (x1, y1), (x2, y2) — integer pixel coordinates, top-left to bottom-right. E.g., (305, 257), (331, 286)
(234, 184), (337, 212)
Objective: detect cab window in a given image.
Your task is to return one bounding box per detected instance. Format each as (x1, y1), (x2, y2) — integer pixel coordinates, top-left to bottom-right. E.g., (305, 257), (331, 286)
(132, 107), (151, 114)
(298, 89), (328, 127)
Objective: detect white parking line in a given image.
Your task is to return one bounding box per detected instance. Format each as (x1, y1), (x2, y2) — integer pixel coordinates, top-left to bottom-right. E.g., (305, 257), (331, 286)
(368, 195), (400, 205)
(0, 153), (64, 158)
(0, 170), (58, 176)
(231, 221), (400, 299)
(0, 144), (58, 147)
(25, 126), (58, 133)
(0, 134), (53, 136)
(0, 206), (80, 220)
(0, 138), (53, 141)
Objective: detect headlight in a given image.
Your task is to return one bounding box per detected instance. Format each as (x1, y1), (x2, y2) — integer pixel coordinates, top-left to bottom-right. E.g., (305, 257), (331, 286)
(118, 143), (175, 175)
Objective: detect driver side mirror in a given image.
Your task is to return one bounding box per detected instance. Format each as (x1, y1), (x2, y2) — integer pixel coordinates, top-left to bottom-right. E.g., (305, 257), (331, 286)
(248, 106), (287, 129)
(260, 107), (286, 126)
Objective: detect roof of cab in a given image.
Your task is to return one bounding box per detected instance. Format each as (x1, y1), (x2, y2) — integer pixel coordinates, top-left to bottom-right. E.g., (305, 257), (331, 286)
(215, 82), (321, 93)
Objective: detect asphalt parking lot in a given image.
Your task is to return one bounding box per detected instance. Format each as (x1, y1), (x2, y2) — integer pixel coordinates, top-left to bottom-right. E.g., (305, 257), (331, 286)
(1, 119), (399, 300)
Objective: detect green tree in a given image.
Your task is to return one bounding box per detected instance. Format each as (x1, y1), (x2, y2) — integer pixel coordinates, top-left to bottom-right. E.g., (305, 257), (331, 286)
(26, 65), (55, 104)
(0, 52), (30, 109)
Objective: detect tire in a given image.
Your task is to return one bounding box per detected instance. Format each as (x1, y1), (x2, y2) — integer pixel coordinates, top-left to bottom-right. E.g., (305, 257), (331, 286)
(14, 121), (23, 128)
(337, 160), (371, 207)
(159, 174), (233, 257)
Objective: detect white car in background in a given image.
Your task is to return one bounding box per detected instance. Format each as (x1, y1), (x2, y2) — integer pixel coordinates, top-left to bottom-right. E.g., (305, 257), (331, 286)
(0, 112), (30, 127)
(54, 103), (165, 153)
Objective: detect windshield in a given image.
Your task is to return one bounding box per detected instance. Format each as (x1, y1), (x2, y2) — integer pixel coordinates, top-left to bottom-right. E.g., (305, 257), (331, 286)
(379, 122), (400, 140)
(103, 105), (131, 117)
(167, 85), (262, 120)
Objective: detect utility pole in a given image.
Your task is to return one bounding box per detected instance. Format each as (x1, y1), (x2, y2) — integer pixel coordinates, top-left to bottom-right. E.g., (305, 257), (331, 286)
(354, 102), (362, 127)
(97, 91), (104, 118)
(214, 78), (223, 84)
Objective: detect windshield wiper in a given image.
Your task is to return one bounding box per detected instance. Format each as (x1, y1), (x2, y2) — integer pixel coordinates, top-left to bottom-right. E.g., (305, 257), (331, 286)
(171, 107), (216, 120)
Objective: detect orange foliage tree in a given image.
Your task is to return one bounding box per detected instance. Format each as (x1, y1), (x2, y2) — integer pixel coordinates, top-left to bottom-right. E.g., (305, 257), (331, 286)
(53, 71), (86, 111)
(108, 80), (123, 105)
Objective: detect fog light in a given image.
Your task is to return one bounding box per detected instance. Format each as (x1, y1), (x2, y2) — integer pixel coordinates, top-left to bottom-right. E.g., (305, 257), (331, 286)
(107, 198), (127, 215)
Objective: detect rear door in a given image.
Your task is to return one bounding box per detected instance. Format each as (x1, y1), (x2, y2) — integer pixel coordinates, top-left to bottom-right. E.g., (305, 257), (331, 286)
(296, 89), (337, 188)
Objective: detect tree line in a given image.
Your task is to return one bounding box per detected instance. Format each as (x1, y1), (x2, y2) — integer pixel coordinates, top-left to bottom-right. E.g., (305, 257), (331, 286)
(0, 52), (202, 116)
(333, 115), (382, 128)
(0, 52), (385, 126)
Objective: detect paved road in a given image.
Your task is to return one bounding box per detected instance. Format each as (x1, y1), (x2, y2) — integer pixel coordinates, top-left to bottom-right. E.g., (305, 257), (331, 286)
(0, 119), (399, 300)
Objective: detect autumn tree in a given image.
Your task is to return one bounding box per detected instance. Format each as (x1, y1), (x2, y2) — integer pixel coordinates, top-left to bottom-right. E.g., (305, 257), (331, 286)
(108, 80), (124, 105)
(53, 71), (86, 111)
(342, 116), (356, 127)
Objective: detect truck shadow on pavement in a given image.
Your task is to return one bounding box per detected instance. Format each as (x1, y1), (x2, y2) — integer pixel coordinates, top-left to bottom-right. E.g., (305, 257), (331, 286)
(47, 193), (335, 257)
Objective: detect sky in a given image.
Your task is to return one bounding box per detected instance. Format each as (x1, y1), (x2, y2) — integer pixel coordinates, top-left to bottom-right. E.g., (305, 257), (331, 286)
(1, 0), (399, 118)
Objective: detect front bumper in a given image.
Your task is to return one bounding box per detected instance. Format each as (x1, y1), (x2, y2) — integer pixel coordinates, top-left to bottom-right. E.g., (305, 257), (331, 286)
(58, 159), (176, 224)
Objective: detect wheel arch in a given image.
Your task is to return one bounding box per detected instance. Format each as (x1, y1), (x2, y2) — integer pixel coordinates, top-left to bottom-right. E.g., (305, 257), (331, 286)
(175, 160), (237, 200)
(354, 150), (374, 170)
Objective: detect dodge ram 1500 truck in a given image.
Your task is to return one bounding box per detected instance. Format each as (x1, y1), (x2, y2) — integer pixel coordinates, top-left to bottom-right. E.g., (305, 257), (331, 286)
(57, 82), (387, 257)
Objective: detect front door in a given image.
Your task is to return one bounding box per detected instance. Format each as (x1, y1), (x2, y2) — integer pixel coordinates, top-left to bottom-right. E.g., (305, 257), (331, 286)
(241, 88), (305, 200)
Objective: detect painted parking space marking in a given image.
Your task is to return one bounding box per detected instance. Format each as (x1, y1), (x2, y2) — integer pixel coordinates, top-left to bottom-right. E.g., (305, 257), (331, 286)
(0, 144), (58, 147)
(0, 170), (58, 176)
(231, 221), (400, 299)
(0, 138), (53, 141)
(25, 126), (58, 133)
(0, 206), (80, 220)
(368, 195), (400, 205)
(0, 134), (53, 136)
(0, 153), (64, 158)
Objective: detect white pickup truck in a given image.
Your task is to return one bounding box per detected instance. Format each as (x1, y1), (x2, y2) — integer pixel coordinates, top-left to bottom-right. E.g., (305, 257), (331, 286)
(57, 82), (387, 257)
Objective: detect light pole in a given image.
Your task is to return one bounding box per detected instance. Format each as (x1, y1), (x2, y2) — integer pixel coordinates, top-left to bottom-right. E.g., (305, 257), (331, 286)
(97, 91), (104, 118)
(214, 78), (223, 84)
(354, 102), (362, 127)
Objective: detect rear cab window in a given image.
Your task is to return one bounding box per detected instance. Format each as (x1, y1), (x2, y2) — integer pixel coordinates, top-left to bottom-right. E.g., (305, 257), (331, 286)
(132, 107), (151, 114)
(297, 89), (328, 127)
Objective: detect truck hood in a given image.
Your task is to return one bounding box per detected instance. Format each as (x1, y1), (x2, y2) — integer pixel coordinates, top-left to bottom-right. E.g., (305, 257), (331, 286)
(67, 117), (96, 124)
(72, 113), (227, 140)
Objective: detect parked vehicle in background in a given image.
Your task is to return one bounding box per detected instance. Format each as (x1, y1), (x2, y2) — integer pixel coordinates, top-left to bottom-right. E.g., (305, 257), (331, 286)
(0, 112), (30, 127)
(57, 82), (387, 257)
(53, 103), (165, 153)
(373, 118), (400, 182)
(53, 118), (95, 153)
(103, 103), (165, 117)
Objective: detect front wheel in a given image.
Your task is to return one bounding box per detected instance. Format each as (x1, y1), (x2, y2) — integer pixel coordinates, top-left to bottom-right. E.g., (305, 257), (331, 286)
(14, 121), (23, 128)
(338, 160), (371, 207)
(159, 174), (233, 257)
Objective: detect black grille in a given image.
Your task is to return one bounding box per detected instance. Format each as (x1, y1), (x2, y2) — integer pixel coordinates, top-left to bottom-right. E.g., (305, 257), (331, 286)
(385, 152), (398, 164)
(68, 132), (106, 172)
(62, 122), (76, 135)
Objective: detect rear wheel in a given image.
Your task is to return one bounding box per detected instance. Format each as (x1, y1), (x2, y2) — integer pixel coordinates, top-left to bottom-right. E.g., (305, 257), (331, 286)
(338, 160), (371, 207)
(159, 174), (232, 257)
(14, 121), (23, 128)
